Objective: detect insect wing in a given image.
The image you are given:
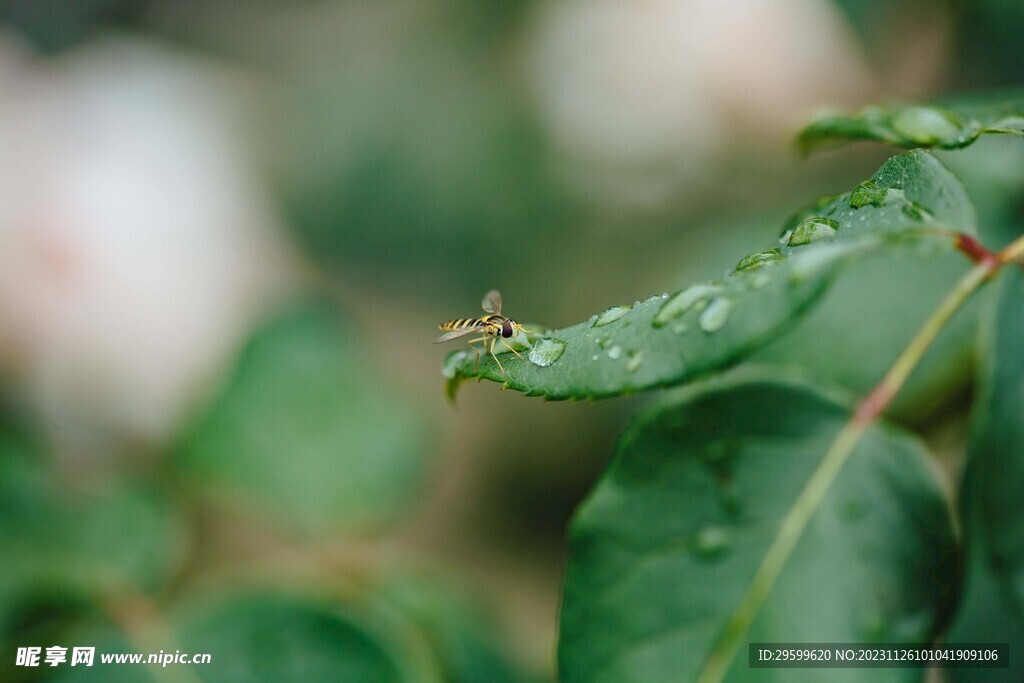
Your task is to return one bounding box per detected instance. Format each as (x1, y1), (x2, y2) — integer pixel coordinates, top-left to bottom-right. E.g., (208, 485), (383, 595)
(434, 328), (479, 344)
(481, 290), (502, 315)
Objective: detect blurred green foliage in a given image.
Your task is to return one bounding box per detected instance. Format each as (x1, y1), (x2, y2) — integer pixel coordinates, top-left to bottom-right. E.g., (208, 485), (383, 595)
(176, 302), (427, 535)
(0, 294), (526, 681)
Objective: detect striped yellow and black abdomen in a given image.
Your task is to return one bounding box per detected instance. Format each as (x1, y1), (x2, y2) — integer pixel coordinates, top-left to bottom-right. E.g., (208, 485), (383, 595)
(439, 317), (486, 332)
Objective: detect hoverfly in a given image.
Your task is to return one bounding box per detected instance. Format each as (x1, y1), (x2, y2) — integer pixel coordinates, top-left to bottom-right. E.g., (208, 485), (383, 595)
(435, 290), (529, 375)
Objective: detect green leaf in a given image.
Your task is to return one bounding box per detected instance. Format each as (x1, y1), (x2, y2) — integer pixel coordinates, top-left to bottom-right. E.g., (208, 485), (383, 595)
(0, 430), (185, 603)
(280, 33), (565, 289)
(51, 591), (442, 683)
(558, 372), (958, 683)
(177, 302), (428, 535)
(964, 268), (1024, 604)
(175, 593), (437, 683)
(778, 148), (975, 235)
(444, 150), (974, 401)
(753, 248), (981, 422)
(373, 572), (530, 683)
(0, 432), (186, 683)
(944, 511), (1024, 682)
(798, 100), (1024, 154)
(939, 136), (1024, 248)
(945, 269), (1024, 683)
(43, 618), (149, 683)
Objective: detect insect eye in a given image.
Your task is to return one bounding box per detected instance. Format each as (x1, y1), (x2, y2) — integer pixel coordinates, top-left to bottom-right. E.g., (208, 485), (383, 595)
(502, 320), (514, 338)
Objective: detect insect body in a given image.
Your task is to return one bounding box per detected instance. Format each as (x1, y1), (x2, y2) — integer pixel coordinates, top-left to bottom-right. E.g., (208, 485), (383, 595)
(435, 290), (528, 375)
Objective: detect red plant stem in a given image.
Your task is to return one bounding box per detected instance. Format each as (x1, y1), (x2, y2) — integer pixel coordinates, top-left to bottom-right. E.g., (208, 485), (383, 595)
(956, 233), (1000, 268)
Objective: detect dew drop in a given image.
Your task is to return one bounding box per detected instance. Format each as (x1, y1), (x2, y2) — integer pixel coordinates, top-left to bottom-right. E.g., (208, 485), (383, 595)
(787, 217), (838, 246)
(748, 273), (770, 290)
(693, 525), (733, 560)
(591, 354), (599, 361)
(625, 350), (643, 373)
(849, 179), (888, 209)
(884, 188), (908, 204)
(733, 248), (784, 273)
(671, 321), (689, 335)
(653, 283), (724, 327)
(592, 305), (631, 327)
(528, 337), (567, 367)
(699, 296), (735, 332)
(890, 106), (974, 146)
(901, 202), (934, 223)
(607, 345), (623, 360)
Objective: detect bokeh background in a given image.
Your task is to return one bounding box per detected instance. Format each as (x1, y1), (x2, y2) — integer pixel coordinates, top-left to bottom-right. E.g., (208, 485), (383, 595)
(0, 0), (1022, 680)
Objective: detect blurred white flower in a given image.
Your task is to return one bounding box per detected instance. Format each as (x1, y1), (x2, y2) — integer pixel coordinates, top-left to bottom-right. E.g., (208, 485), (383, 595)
(0, 35), (297, 454)
(525, 0), (872, 205)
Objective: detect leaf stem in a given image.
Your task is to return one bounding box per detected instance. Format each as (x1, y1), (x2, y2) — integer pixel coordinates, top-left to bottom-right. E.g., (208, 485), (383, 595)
(699, 232), (1024, 683)
(998, 233), (1024, 265)
(954, 233), (1000, 268)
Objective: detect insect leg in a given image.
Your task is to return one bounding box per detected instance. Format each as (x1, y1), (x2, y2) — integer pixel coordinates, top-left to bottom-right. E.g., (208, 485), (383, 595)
(500, 337), (524, 361)
(467, 336), (486, 372)
(488, 336), (506, 375)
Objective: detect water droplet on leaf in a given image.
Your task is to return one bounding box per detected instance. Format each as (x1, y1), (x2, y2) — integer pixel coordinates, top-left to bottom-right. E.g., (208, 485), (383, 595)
(748, 273), (770, 290)
(850, 179), (888, 209)
(653, 283), (724, 327)
(671, 321), (689, 335)
(699, 296), (734, 332)
(733, 249), (784, 273)
(607, 345), (623, 360)
(901, 202), (934, 223)
(592, 305), (632, 327)
(693, 525), (733, 560)
(528, 338), (566, 367)
(787, 217), (838, 246)
(889, 106), (977, 146)
(625, 350), (643, 373)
